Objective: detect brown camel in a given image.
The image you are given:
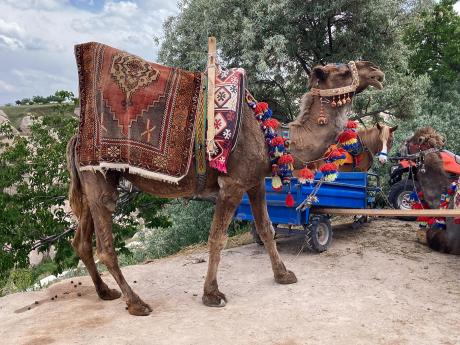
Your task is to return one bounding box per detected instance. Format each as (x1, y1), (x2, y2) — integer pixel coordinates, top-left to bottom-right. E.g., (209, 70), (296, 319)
(67, 61), (385, 315)
(406, 127), (460, 255)
(339, 123), (398, 172)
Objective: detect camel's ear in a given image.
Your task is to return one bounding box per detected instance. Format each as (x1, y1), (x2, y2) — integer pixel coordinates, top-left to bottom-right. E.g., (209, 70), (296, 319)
(376, 122), (383, 130)
(390, 125), (398, 133)
(313, 66), (328, 81)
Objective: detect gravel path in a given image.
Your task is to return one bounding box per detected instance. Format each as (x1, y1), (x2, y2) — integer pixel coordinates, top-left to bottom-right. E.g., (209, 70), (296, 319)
(1, 218), (459, 345)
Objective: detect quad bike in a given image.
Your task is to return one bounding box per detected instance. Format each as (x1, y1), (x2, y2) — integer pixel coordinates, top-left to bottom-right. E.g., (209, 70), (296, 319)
(388, 150), (460, 220)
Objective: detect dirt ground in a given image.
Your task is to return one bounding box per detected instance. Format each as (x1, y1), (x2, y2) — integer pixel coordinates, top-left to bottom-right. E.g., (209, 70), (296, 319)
(1, 218), (459, 345)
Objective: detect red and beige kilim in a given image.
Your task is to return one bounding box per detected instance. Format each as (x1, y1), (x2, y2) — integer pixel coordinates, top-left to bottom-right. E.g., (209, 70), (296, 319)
(75, 42), (203, 183)
(209, 67), (246, 173)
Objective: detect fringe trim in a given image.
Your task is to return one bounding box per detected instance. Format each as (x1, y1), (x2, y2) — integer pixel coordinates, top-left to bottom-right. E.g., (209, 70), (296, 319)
(79, 163), (183, 184)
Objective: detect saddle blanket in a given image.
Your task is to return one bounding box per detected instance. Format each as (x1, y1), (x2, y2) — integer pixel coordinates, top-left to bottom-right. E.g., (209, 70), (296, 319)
(75, 42), (203, 183)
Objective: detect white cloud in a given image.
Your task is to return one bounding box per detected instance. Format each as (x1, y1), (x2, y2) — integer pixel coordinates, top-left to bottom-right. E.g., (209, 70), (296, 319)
(103, 1), (138, 17)
(0, 80), (16, 92)
(0, 1), (178, 104)
(0, 19), (25, 37)
(0, 35), (24, 49)
(455, 2), (460, 14)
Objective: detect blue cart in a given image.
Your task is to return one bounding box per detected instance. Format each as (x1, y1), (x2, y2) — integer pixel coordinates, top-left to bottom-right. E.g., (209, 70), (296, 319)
(235, 172), (379, 252)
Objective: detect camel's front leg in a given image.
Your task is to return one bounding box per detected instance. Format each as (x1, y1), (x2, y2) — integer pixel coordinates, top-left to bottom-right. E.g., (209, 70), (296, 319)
(202, 180), (244, 307)
(247, 182), (297, 284)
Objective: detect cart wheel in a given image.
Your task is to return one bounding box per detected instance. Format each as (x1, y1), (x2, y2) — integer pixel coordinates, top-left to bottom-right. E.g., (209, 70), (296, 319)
(304, 216), (333, 253)
(250, 221), (276, 245)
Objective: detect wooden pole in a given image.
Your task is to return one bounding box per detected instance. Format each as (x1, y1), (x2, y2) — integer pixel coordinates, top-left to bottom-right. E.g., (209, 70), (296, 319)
(206, 36), (217, 157)
(311, 208), (460, 217)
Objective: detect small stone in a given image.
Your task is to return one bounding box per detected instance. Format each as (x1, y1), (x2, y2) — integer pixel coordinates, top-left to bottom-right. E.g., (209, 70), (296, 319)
(78, 282), (82, 285)
(77, 293), (82, 297)
(125, 307), (128, 310)
(74, 285), (77, 288)
(51, 297), (54, 301)
(34, 301), (39, 305)
(55, 295), (58, 298)
(424, 266), (429, 269)
(133, 280), (137, 284)
(193, 294), (197, 297)
(28, 307), (31, 310)
(71, 280), (74, 284)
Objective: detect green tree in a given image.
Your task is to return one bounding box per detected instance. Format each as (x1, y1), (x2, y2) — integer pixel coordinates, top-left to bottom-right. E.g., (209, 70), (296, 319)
(0, 104), (168, 292)
(158, 0), (430, 122)
(405, 0), (460, 90)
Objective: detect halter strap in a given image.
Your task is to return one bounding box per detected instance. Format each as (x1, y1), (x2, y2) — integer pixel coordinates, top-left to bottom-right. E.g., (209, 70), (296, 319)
(310, 61), (360, 97)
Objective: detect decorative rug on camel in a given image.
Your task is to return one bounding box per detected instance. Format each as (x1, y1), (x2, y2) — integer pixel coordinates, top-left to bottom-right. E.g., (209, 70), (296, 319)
(75, 42), (203, 183)
(208, 67), (246, 173)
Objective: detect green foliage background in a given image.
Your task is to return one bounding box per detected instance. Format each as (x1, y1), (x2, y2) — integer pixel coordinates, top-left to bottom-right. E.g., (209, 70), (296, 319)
(1, 0), (460, 294)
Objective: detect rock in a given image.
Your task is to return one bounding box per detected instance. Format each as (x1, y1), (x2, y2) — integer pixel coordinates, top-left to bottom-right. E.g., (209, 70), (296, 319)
(19, 115), (33, 134)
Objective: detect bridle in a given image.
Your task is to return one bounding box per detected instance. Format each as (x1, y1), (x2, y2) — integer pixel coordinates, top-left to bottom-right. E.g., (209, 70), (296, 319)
(309, 61), (360, 125)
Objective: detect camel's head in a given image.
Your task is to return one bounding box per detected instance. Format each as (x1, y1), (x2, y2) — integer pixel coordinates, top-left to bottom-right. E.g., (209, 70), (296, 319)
(406, 127), (446, 153)
(309, 61), (385, 94)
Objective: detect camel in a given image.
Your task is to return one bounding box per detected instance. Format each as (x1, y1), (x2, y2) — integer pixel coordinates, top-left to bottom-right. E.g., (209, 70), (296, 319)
(339, 123), (398, 172)
(67, 60), (385, 315)
(406, 127), (460, 254)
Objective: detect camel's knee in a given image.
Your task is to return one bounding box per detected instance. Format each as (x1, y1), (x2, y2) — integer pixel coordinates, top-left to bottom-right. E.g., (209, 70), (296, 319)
(208, 234), (228, 251)
(98, 248), (118, 269)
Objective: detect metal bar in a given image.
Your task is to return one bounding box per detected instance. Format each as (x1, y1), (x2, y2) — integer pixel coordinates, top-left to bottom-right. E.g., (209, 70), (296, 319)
(312, 208), (460, 217)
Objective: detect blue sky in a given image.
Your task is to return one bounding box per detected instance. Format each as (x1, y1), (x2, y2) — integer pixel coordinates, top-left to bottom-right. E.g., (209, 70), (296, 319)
(0, 0), (178, 104)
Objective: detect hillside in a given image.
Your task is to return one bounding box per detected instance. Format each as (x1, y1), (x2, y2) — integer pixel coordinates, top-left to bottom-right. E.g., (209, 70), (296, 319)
(0, 104), (76, 129)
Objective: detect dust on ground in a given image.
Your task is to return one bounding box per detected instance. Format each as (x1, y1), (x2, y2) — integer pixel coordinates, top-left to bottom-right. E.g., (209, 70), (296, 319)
(0, 218), (459, 345)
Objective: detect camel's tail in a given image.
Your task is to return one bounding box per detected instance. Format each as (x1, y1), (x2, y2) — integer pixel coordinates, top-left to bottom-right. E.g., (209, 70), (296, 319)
(67, 135), (83, 219)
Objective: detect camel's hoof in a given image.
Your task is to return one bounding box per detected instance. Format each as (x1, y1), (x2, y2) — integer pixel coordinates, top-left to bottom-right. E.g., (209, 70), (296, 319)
(127, 300), (152, 316)
(275, 270), (298, 284)
(97, 288), (122, 301)
(202, 291), (227, 307)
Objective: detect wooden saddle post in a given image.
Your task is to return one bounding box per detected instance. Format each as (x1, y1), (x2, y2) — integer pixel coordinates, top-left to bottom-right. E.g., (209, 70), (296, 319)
(206, 36), (217, 158)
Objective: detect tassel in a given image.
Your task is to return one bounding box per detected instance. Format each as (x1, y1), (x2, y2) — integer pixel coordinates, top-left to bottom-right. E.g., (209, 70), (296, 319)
(271, 136), (285, 146)
(272, 175), (282, 191)
(277, 154), (294, 165)
(298, 167), (314, 184)
(263, 119), (280, 129)
(320, 162), (338, 182)
(254, 102), (269, 115)
(346, 120), (358, 129)
(285, 192), (295, 207)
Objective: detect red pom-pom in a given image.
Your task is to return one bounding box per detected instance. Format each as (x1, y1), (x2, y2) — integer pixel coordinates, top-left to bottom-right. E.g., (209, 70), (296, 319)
(254, 102), (269, 115)
(278, 154), (294, 165)
(320, 162), (338, 173)
(263, 119), (280, 129)
(346, 120), (358, 129)
(337, 130), (358, 143)
(298, 167), (314, 180)
(270, 136), (285, 146)
(285, 193), (295, 207)
(411, 202), (423, 210)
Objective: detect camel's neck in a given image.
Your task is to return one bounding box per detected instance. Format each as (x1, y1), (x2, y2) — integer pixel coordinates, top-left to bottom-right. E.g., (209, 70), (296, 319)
(288, 95), (351, 166)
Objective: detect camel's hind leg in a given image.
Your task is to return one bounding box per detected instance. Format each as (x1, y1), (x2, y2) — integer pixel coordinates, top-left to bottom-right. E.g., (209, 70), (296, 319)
(202, 178), (244, 307)
(81, 170), (152, 316)
(72, 201), (122, 300)
(247, 182), (297, 284)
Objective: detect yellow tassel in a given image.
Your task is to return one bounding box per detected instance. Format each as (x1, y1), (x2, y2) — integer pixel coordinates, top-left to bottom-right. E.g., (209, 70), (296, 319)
(272, 175), (282, 190)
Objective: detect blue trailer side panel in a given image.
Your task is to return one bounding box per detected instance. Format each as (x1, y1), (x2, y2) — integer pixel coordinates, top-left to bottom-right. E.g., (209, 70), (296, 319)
(235, 172), (368, 225)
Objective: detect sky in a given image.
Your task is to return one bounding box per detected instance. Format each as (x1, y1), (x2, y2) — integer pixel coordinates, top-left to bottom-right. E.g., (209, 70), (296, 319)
(0, 0), (178, 104)
(0, 1), (459, 105)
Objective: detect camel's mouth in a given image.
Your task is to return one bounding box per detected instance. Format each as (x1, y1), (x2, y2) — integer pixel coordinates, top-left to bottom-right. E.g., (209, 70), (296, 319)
(368, 71), (385, 90)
